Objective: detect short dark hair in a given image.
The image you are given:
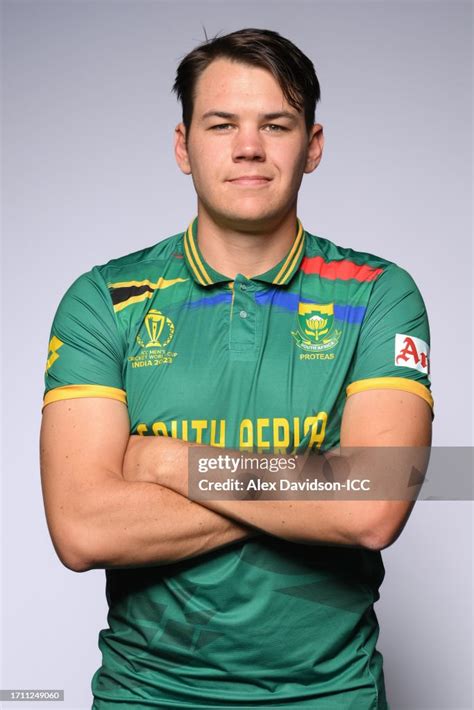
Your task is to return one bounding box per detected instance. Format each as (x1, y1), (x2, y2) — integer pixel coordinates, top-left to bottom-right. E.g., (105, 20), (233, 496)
(172, 28), (321, 137)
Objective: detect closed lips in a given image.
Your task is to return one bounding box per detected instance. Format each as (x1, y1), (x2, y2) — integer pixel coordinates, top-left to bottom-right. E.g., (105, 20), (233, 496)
(228, 176), (272, 182)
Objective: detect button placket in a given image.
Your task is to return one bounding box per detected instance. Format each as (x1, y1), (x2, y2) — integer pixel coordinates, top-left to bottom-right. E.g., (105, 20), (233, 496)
(229, 275), (256, 351)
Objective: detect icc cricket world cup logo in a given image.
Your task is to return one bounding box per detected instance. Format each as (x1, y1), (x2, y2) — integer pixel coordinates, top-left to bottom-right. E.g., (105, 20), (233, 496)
(137, 309), (175, 348)
(291, 302), (341, 352)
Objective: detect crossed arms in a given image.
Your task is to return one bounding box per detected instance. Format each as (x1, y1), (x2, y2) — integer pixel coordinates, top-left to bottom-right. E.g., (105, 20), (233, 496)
(39, 388), (431, 572)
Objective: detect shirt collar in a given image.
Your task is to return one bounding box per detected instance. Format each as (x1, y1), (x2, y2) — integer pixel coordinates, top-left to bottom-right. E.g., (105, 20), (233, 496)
(183, 216), (306, 288)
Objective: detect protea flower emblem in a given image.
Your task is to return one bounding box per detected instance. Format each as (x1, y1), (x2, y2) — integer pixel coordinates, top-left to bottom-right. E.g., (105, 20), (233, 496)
(305, 314), (329, 340)
(291, 302), (342, 352)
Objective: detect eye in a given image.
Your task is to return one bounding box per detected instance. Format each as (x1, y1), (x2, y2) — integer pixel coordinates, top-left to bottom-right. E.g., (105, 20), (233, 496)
(264, 124), (288, 132)
(210, 123), (233, 131)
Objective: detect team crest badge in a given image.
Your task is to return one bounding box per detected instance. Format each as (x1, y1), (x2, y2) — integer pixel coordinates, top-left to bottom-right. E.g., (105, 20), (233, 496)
(291, 302), (342, 352)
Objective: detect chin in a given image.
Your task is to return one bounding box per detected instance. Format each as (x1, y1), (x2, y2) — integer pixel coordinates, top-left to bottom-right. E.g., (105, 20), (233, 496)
(200, 194), (284, 228)
(220, 204), (280, 223)
(224, 213), (279, 230)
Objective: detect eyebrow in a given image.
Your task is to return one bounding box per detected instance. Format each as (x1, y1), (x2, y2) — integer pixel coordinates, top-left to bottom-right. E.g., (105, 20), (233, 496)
(201, 110), (299, 122)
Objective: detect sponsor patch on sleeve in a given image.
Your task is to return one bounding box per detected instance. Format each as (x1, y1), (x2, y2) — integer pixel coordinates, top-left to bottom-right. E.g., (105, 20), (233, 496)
(395, 334), (430, 377)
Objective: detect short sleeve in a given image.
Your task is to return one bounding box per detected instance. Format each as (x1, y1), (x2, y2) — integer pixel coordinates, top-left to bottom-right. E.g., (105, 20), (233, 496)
(346, 264), (433, 411)
(43, 266), (126, 410)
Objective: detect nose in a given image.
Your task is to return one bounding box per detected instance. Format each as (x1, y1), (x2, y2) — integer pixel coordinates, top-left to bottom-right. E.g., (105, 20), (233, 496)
(231, 125), (266, 162)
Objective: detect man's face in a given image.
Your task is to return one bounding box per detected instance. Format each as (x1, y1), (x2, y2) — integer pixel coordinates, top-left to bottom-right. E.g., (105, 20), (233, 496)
(175, 58), (323, 230)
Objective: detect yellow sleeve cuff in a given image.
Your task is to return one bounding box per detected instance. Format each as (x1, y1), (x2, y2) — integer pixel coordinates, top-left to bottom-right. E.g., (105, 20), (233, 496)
(346, 377), (433, 409)
(42, 384), (127, 411)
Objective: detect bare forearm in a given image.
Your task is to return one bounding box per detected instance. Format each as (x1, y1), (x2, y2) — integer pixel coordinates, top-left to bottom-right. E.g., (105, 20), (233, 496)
(74, 478), (256, 571)
(130, 437), (424, 550)
(127, 438), (363, 547)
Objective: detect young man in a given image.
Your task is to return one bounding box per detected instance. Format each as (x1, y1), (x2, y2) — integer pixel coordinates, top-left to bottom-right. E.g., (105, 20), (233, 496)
(40, 28), (433, 709)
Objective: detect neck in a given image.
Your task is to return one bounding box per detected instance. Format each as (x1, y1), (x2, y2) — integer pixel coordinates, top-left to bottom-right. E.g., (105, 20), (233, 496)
(195, 206), (299, 279)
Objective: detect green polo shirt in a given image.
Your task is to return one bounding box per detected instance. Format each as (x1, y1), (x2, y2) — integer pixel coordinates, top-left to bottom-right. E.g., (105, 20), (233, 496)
(43, 216), (433, 709)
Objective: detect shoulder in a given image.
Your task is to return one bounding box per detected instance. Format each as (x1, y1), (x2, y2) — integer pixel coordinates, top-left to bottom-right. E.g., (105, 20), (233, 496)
(59, 229), (186, 299)
(94, 230), (184, 283)
(303, 229), (421, 292)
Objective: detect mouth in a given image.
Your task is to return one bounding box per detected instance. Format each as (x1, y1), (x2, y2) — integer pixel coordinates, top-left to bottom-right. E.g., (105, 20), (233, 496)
(227, 177), (272, 187)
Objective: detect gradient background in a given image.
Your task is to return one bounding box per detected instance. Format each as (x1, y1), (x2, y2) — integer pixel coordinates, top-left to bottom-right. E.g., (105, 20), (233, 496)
(2, 1), (472, 709)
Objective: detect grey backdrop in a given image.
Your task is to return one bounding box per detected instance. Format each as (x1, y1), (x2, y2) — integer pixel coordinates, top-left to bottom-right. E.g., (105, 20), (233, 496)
(2, 1), (473, 709)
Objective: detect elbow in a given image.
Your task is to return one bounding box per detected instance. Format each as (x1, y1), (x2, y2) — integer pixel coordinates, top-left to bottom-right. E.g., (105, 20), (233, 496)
(359, 530), (395, 552)
(360, 502), (414, 551)
(359, 521), (402, 552)
(53, 544), (92, 573)
(50, 527), (97, 573)
(60, 553), (91, 573)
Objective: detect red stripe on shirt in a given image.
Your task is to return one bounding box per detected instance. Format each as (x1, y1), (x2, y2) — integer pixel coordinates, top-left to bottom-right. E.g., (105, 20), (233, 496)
(300, 256), (384, 282)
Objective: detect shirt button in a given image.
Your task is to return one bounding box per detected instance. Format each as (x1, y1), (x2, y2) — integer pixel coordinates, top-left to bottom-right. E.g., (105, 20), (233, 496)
(240, 283), (247, 291)
(239, 310), (248, 319)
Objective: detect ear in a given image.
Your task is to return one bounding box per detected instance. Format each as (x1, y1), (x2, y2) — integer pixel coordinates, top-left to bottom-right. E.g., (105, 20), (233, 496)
(304, 124), (324, 174)
(174, 122), (192, 175)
